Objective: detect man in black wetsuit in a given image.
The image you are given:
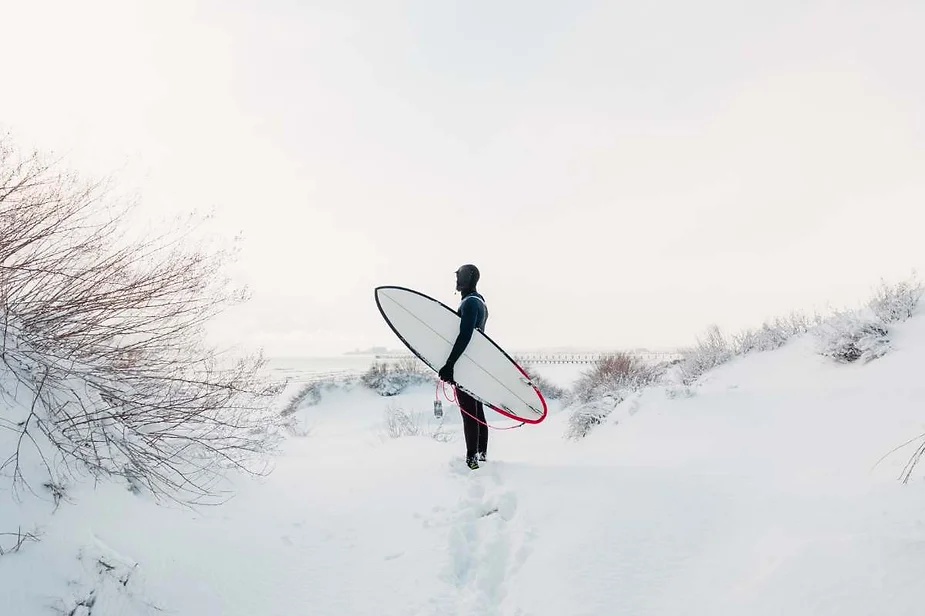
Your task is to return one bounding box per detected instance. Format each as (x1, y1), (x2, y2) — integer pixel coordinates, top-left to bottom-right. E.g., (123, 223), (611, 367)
(438, 264), (489, 470)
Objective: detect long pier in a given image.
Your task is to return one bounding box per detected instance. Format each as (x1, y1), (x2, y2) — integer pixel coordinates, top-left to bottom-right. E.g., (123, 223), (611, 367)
(373, 351), (682, 365)
(514, 351), (681, 365)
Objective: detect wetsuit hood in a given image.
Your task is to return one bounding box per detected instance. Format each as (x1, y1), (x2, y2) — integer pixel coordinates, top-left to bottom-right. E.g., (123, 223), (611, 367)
(455, 264), (480, 294)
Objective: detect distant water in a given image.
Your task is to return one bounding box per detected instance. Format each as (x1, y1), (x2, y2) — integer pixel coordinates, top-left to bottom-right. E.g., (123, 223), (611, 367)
(262, 355), (384, 384)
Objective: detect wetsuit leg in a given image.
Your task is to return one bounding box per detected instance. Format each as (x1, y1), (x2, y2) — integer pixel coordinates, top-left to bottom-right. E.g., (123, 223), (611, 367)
(457, 389), (480, 459)
(475, 400), (488, 456)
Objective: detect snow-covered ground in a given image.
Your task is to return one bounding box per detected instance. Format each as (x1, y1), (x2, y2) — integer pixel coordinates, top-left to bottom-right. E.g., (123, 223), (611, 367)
(4, 315), (925, 615)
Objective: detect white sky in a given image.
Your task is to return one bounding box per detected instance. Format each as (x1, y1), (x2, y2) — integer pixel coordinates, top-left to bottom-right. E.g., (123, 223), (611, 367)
(2, 0), (924, 356)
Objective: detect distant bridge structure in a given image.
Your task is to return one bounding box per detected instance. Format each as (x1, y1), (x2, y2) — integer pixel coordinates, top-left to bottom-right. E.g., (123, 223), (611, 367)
(373, 350), (682, 366)
(513, 351), (682, 365)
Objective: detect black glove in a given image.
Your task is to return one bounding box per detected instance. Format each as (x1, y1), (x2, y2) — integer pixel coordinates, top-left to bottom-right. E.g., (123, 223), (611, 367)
(438, 363), (455, 383)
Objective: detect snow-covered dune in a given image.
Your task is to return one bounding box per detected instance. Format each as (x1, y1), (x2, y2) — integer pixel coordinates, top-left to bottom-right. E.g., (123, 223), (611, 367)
(4, 315), (925, 615)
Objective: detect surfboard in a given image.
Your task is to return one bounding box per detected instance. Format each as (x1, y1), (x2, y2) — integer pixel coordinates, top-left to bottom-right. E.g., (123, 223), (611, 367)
(374, 286), (547, 424)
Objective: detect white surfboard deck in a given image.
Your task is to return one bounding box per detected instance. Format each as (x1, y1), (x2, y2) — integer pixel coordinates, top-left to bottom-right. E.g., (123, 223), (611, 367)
(375, 286), (547, 423)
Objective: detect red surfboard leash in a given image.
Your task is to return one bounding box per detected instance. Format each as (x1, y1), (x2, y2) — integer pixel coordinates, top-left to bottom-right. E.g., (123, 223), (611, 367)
(435, 381), (527, 431)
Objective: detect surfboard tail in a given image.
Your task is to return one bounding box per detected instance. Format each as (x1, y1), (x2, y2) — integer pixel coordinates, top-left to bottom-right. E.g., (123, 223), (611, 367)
(485, 363), (548, 424)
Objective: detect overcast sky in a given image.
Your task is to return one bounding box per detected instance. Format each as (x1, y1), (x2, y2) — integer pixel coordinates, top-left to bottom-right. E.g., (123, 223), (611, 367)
(2, 0), (924, 356)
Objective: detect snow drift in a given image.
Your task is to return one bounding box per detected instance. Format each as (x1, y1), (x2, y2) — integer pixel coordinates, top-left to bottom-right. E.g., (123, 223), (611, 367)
(4, 301), (925, 614)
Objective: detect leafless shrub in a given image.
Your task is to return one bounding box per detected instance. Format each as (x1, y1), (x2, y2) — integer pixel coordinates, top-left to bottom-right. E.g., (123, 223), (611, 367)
(382, 404), (451, 442)
(0, 137), (283, 504)
(277, 374), (362, 437)
(810, 273), (920, 366)
(395, 355), (428, 376)
(565, 353), (659, 439)
(571, 352), (659, 404)
(813, 310), (890, 364)
(279, 374), (358, 417)
(280, 382), (323, 417)
(361, 358), (432, 396)
(384, 404), (422, 438)
(732, 312), (822, 355)
(868, 274), (923, 324)
(520, 364), (567, 400)
(672, 325), (733, 385)
(566, 394), (625, 440)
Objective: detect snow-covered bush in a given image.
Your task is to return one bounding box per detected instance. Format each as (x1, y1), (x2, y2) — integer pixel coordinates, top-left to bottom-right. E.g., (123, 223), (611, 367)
(0, 137), (283, 503)
(280, 382), (325, 416)
(385, 406), (421, 438)
(670, 314), (815, 388)
(813, 310), (891, 364)
(566, 391), (631, 440)
(673, 325), (733, 385)
(566, 353), (659, 439)
(384, 405), (423, 438)
(278, 375), (359, 437)
(868, 275), (923, 324)
(521, 365), (567, 400)
(564, 273), (922, 442)
(811, 275), (921, 365)
(571, 352), (659, 404)
(280, 374), (358, 416)
(732, 312), (821, 355)
(361, 357), (433, 396)
(382, 405), (451, 442)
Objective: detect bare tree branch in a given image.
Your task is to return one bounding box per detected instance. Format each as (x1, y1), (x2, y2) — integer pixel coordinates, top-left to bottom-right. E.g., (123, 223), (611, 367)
(0, 136), (285, 504)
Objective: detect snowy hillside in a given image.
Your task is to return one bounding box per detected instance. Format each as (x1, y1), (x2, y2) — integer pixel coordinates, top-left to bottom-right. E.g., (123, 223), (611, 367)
(5, 309), (925, 614)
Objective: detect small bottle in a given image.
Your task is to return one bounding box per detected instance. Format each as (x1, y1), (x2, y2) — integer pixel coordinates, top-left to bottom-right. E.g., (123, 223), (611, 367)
(433, 399), (443, 418)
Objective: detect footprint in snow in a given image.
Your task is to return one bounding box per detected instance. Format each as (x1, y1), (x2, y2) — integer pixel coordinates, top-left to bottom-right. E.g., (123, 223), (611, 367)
(432, 461), (536, 616)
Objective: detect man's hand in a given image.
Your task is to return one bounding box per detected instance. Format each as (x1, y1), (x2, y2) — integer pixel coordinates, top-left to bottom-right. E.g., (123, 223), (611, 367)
(438, 363), (455, 383)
